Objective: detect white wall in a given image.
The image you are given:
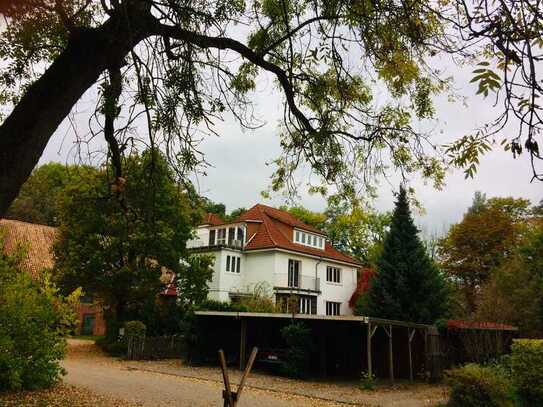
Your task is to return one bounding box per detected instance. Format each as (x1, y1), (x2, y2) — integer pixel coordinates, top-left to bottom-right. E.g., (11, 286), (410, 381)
(202, 247), (358, 316)
(273, 252), (358, 315)
(207, 248), (244, 301)
(186, 226), (209, 248)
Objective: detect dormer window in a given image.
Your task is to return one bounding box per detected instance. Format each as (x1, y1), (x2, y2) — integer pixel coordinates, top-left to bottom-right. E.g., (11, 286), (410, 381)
(293, 229), (325, 249)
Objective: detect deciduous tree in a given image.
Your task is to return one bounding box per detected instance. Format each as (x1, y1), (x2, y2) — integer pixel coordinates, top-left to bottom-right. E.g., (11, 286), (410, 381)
(1, 0), (541, 218)
(438, 194), (532, 313)
(54, 149), (195, 326)
(5, 163), (99, 226)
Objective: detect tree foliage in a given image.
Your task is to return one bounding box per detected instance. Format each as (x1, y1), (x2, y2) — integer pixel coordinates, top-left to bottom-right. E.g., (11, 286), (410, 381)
(282, 199), (390, 266)
(438, 193), (533, 314)
(0, 234), (79, 391)
(476, 226), (543, 336)
(54, 149), (195, 324)
(176, 255), (214, 307)
(2, 0), (541, 217)
(5, 163), (99, 226)
(364, 186), (448, 324)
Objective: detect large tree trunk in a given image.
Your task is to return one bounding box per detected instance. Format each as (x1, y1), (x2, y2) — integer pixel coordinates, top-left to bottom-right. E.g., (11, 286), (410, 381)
(0, 8), (152, 217)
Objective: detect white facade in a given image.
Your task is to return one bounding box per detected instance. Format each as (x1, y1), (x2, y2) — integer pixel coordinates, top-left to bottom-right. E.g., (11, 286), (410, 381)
(188, 223), (359, 316)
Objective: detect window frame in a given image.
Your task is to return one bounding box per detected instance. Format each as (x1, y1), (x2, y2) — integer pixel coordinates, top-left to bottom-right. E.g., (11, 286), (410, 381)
(326, 266), (342, 284)
(288, 259), (300, 288)
(326, 301), (341, 316)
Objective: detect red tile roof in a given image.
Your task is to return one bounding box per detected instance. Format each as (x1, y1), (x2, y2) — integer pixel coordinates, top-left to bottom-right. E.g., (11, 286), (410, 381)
(447, 320), (517, 331)
(201, 212), (224, 226)
(236, 204), (362, 266)
(237, 204), (324, 235)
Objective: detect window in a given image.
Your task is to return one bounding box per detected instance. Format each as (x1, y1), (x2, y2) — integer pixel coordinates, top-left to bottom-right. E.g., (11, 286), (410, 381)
(209, 230), (216, 246)
(236, 227), (244, 243)
(228, 227), (235, 245)
(326, 301), (341, 316)
(326, 266), (341, 283)
(288, 259), (300, 287)
(217, 228), (226, 244)
(226, 255), (241, 273)
(293, 229), (325, 249)
(299, 296), (316, 314)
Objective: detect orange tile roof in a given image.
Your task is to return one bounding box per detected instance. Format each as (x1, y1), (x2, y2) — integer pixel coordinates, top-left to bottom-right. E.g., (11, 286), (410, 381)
(237, 204), (362, 266)
(0, 219), (57, 278)
(201, 212), (224, 226)
(237, 204), (324, 235)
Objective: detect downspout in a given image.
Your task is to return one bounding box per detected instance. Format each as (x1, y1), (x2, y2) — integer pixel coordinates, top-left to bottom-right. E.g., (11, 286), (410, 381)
(315, 257), (323, 291)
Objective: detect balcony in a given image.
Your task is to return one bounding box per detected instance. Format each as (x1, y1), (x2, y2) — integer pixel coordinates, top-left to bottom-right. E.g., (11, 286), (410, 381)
(275, 275), (320, 293)
(187, 239), (244, 250)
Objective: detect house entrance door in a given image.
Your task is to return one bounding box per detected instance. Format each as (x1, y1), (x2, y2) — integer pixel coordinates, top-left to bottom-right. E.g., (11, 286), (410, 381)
(82, 314), (95, 335)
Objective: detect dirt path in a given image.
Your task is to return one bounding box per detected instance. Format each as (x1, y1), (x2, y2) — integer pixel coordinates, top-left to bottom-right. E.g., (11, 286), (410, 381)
(63, 340), (448, 406)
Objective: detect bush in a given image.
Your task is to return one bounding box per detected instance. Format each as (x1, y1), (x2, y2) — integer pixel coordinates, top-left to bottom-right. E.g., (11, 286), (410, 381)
(124, 320), (146, 337)
(445, 363), (514, 407)
(0, 243), (79, 390)
(96, 338), (128, 357)
(280, 322), (312, 379)
(510, 339), (543, 405)
(359, 371), (376, 390)
(237, 282), (278, 313)
(197, 299), (248, 312)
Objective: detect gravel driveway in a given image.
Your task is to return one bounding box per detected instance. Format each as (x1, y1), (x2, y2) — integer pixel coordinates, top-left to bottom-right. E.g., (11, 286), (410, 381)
(63, 340), (447, 406)
(62, 340), (343, 406)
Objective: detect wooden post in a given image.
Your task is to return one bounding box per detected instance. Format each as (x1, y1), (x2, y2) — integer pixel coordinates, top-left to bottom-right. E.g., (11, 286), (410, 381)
(219, 350), (235, 407)
(239, 318), (247, 371)
(408, 328), (416, 382)
(367, 321), (372, 378)
(366, 322), (378, 378)
(386, 324), (394, 383)
(236, 347), (258, 402)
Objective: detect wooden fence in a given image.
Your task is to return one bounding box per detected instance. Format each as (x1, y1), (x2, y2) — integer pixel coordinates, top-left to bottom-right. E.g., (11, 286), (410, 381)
(126, 334), (185, 360)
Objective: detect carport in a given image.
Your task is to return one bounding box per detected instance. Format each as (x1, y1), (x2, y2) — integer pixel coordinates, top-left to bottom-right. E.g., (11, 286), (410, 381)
(194, 311), (434, 382)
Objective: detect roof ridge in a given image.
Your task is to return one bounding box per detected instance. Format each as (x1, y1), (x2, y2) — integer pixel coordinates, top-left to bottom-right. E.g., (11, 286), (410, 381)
(257, 206), (278, 246)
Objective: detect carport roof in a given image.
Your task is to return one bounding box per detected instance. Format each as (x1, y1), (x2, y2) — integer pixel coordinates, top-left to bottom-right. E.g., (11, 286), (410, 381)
(194, 310), (434, 330)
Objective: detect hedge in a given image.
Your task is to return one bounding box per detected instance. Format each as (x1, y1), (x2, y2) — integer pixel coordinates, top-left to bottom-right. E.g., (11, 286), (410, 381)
(445, 363), (514, 407)
(510, 339), (543, 405)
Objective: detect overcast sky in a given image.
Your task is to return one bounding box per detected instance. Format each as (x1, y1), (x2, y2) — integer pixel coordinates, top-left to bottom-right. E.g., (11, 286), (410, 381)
(39, 55), (541, 236)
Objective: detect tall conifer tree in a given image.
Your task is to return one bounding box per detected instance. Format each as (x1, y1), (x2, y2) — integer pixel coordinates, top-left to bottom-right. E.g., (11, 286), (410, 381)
(365, 186), (448, 324)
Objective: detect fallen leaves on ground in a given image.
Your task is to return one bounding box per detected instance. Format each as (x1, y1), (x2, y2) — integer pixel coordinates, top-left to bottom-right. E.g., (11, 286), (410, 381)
(0, 383), (140, 407)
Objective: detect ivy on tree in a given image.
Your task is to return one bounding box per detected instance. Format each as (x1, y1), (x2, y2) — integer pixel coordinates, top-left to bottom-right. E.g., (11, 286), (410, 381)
(364, 186), (448, 324)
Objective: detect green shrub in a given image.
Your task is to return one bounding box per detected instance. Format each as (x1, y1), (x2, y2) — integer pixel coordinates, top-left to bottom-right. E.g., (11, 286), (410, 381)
(124, 320), (146, 337)
(359, 371), (376, 390)
(197, 299), (248, 312)
(510, 339), (543, 406)
(280, 322), (312, 379)
(445, 363), (514, 407)
(0, 242), (79, 390)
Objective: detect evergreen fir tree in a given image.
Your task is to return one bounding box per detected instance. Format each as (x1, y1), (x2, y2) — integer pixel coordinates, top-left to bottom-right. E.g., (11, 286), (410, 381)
(365, 186), (448, 324)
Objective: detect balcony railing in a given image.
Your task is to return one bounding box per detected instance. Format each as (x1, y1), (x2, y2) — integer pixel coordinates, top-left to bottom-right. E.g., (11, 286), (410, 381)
(187, 239), (244, 249)
(278, 275), (320, 292)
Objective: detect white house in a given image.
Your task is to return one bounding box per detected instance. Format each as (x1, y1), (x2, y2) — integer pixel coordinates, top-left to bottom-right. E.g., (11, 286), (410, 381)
(187, 204), (362, 316)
